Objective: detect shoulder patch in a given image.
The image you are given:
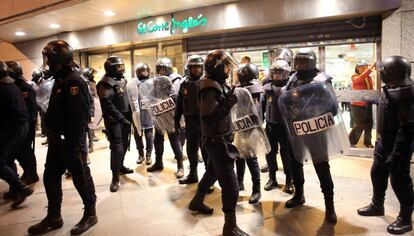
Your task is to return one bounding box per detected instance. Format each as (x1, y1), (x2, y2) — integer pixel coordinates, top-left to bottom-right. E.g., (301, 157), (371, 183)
(70, 86), (79, 95)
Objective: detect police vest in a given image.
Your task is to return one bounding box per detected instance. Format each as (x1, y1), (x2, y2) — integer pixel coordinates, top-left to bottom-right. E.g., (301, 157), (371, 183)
(244, 83), (263, 120)
(98, 76), (130, 113)
(181, 77), (200, 116)
(198, 77), (232, 137)
(264, 83), (284, 124)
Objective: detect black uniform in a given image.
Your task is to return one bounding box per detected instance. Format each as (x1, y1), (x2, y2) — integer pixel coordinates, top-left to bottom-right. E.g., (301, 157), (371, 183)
(175, 76), (207, 181)
(43, 67), (96, 213)
(97, 75), (132, 175)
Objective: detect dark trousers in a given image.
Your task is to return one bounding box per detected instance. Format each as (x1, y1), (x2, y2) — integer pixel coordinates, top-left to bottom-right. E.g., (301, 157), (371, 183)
(154, 129), (183, 162)
(105, 122), (130, 173)
(265, 122), (292, 181)
(371, 140), (414, 214)
(185, 118), (207, 175)
(87, 127), (95, 147)
(13, 120), (37, 176)
(44, 133), (96, 210)
(197, 137), (239, 214)
(133, 125), (154, 156)
(236, 157), (260, 192)
(349, 104), (373, 146)
(0, 123), (28, 187)
(291, 157), (334, 197)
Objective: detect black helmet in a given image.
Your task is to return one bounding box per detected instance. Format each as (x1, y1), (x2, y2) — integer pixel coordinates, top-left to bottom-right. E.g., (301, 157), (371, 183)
(237, 63), (259, 85)
(104, 56), (125, 78)
(186, 54), (204, 80)
(379, 56), (412, 86)
(42, 40), (75, 72)
(32, 69), (43, 84)
(82, 67), (97, 80)
(156, 57), (173, 76)
(204, 50), (238, 83)
(293, 48), (317, 71)
(135, 63), (150, 80)
(269, 60), (290, 83)
(0, 61), (8, 79)
(5, 61), (23, 80)
(355, 60), (369, 74)
(274, 48), (293, 65)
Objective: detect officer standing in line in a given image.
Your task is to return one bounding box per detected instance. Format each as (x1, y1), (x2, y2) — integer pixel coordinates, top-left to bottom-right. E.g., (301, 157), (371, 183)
(357, 56), (414, 235)
(188, 50), (249, 236)
(175, 55), (207, 184)
(5, 61), (39, 185)
(134, 63), (154, 165)
(97, 56), (133, 192)
(280, 48), (337, 224)
(0, 61), (33, 209)
(147, 58), (184, 178)
(28, 40), (97, 235)
(262, 60), (294, 194)
(234, 63), (263, 204)
(82, 67), (99, 152)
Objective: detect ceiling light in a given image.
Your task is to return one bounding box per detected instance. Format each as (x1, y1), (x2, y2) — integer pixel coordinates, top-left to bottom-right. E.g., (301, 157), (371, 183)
(104, 10), (115, 16)
(49, 23), (61, 29)
(15, 31), (26, 36)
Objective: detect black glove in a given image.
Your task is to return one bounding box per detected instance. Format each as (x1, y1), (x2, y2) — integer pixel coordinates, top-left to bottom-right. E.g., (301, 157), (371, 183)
(224, 93), (238, 110)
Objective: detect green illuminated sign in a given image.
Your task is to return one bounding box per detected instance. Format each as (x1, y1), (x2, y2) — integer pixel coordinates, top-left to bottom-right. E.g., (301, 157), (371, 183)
(137, 14), (207, 35)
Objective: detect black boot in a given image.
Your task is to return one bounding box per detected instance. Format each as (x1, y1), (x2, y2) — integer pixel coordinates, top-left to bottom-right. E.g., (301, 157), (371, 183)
(28, 209), (63, 234)
(176, 159), (184, 179)
(260, 164), (268, 173)
(282, 178), (294, 194)
(264, 178), (278, 191)
(387, 213), (413, 235)
(136, 150), (145, 164)
(179, 169), (198, 184)
(324, 196), (337, 224)
(22, 173), (39, 185)
(70, 205), (98, 235)
(145, 152), (152, 165)
(11, 180), (34, 209)
(110, 174), (120, 192)
(147, 156), (163, 172)
(357, 196), (384, 216)
(120, 166), (133, 175)
(248, 192), (261, 204)
(285, 191), (305, 208)
(188, 193), (213, 214)
(223, 213), (249, 236)
(3, 186), (17, 200)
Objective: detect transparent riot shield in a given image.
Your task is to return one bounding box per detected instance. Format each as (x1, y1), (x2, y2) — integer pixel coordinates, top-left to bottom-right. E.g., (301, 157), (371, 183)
(231, 87), (271, 158)
(279, 82), (350, 163)
(36, 79), (54, 113)
(126, 77), (141, 136)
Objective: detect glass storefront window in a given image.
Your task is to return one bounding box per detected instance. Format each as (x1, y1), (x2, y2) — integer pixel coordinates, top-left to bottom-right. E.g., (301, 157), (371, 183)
(111, 50), (132, 79)
(162, 44), (184, 75)
(133, 47), (157, 78)
(88, 53), (108, 81)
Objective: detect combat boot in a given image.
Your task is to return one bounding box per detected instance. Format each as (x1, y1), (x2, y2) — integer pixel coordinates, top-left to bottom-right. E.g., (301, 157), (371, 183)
(264, 174), (278, 191)
(176, 158), (184, 179)
(189, 193), (213, 214)
(28, 209), (63, 234)
(70, 205), (98, 235)
(324, 195), (337, 224)
(357, 196), (384, 216)
(282, 178), (294, 194)
(147, 156), (163, 172)
(179, 167), (198, 184)
(145, 152), (152, 165)
(110, 173), (120, 192)
(223, 212), (249, 236)
(285, 191), (305, 208)
(11, 180), (33, 209)
(120, 166), (133, 175)
(387, 212), (412, 235)
(136, 150), (145, 164)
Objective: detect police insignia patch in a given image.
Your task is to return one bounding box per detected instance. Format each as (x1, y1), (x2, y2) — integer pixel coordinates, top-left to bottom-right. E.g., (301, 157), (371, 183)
(184, 89), (188, 96)
(70, 86), (79, 95)
(22, 92), (29, 98)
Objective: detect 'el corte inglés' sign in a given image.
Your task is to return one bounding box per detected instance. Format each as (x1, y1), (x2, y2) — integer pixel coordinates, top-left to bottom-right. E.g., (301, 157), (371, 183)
(293, 112), (335, 136)
(137, 14), (207, 35)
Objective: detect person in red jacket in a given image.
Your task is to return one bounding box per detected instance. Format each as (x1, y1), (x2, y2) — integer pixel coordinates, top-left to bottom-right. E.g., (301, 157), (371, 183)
(349, 61), (376, 148)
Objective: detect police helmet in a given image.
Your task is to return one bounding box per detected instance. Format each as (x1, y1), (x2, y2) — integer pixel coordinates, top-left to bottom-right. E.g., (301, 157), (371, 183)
(156, 58), (173, 76)
(378, 56), (411, 86)
(82, 67), (97, 80)
(293, 48), (317, 71)
(269, 59), (291, 82)
(186, 54), (204, 79)
(5, 61), (23, 80)
(135, 63), (150, 80)
(237, 63), (259, 85)
(274, 48), (293, 65)
(42, 40), (75, 72)
(104, 56), (125, 78)
(204, 50), (238, 82)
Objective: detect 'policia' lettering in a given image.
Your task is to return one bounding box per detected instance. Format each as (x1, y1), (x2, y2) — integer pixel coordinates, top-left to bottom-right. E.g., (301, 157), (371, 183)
(233, 116), (255, 133)
(293, 112), (335, 136)
(150, 98), (176, 116)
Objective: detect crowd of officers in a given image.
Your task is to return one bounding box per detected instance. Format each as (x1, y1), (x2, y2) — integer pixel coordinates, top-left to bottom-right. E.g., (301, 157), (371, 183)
(0, 39), (412, 236)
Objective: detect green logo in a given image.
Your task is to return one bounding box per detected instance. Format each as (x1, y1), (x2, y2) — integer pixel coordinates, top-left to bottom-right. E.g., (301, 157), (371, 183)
(137, 14), (207, 35)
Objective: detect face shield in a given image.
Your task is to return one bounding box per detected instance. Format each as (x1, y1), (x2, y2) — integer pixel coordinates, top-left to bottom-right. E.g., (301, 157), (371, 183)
(270, 69), (289, 81)
(293, 54), (316, 71)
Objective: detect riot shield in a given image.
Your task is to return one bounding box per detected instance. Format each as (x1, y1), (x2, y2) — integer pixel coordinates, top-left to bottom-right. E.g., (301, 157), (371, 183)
(126, 77), (142, 136)
(279, 82), (349, 164)
(231, 87), (271, 158)
(139, 76), (176, 133)
(137, 79), (155, 130)
(36, 79), (54, 113)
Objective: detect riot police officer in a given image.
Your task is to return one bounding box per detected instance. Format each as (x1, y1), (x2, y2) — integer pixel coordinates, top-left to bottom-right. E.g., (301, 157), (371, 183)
(5, 61), (39, 184)
(357, 56), (414, 235)
(263, 60), (294, 194)
(97, 56), (133, 192)
(0, 61), (33, 209)
(175, 55), (207, 184)
(188, 50), (249, 236)
(82, 67), (99, 153)
(281, 48), (337, 224)
(28, 40), (97, 235)
(148, 58), (184, 178)
(234, 63), (262, 204)
(134, 63), (154, 165)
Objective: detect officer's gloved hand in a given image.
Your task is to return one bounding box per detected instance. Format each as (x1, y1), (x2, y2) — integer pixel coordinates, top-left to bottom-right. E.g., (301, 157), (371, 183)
(224, 93), (238, 110)
(121, 118), (131, 127)
(385, 153), (402, 170)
